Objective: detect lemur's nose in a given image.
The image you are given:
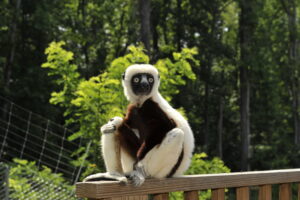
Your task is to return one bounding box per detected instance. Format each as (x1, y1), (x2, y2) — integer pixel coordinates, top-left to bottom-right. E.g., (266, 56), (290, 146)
(141, 82), (150, 90)
(140, 76), (150, 90)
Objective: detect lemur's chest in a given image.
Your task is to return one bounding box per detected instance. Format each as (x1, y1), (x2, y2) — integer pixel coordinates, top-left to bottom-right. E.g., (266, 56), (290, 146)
(136, 99), (176, 139)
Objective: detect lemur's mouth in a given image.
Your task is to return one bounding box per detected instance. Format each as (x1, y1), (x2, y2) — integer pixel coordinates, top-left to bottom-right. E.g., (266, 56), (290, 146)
(135, 84), (151, 95)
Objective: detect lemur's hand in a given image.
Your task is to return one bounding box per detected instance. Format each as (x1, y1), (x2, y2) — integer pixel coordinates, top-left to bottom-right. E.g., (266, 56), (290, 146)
(101, 117), (123, 134)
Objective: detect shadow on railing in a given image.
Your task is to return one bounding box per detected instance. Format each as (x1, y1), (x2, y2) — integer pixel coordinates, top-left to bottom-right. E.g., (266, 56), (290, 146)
(76, 169), (300, 200)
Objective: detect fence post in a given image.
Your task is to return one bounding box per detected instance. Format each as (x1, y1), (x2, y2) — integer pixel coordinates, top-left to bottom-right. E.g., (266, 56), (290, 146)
(0, 163), (9, 200)
(5, 165), (9, 200)
(279, 184), (291, 200)
(236, 187), (249, 200)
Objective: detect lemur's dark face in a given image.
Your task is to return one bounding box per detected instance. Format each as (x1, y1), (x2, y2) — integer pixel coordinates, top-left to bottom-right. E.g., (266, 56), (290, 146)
(130, 73), (154, 96)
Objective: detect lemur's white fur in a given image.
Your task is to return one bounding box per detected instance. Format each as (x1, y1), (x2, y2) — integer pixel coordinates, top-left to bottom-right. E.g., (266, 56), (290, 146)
(83, 64), (194, 185)
(122, 64), (194, 177)
(101, 117), (123, 173)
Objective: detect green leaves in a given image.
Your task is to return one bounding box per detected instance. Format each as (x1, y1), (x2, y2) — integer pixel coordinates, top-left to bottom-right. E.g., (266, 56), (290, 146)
(156, 47), (198, 100)
(42, 41), (82, 107)
(170, 153), (230, 200)
(9, 159), (75, 200)
(186, 153), (230, 175)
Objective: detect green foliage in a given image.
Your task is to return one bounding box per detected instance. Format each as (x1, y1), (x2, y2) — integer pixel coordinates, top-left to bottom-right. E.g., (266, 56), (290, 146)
(9, 159), (75, 200)
(156, 47), (197, 101)
(42, 41), (82, 109)
(170, 153), (230, 200)
(186, 153), (230, 175)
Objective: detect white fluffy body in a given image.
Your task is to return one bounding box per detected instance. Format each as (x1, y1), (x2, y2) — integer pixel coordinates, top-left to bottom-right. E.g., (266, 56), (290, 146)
(122, 64), (195, 177)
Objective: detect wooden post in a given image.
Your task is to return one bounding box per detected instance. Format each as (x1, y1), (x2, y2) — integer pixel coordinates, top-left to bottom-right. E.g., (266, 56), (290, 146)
(279, 183), (291, 200)
(184, 191), (198, 200)
(236, 187), (249, 200)
(212, 188), (225, 200)
(89, 196), (148, 200)
(259, 185), (272, 200)
(153, 193), (168, 200)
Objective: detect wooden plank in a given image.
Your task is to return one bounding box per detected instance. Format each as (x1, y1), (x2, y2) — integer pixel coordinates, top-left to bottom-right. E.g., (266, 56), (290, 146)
(153, 193), (168, 200)
(212, 188), (225, 200)
(183, 190), (198, 200)
(258, 185), (272, 200)
(89, 196), (148, 200)
(128, 196), (148, 200)
(76, 169), (300, 199)
(279, 183), (291, 200)
(236, 187), (249, 200)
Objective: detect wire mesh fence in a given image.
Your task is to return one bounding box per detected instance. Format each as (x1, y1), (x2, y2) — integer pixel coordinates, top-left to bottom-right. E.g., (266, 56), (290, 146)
(0, 95), (88, 199)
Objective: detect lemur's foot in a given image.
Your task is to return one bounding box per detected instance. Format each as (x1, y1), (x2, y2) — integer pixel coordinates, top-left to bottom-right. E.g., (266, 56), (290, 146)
(101, 117), (123, 134)
(83, 172), (127, 183)
(126, 170), (145, 186)
(125, 164), (147, 186)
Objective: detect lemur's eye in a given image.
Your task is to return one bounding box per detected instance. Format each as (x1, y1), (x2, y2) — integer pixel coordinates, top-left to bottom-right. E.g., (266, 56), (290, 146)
(133, 77), (140, 83)
(148, 77), (154, 83)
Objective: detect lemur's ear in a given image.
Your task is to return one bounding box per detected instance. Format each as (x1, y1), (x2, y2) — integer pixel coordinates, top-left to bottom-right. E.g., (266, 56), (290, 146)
(122, 72), (125, 80)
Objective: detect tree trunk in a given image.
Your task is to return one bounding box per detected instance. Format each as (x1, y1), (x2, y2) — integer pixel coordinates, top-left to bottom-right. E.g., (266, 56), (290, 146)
(3, 0), (22, 92)
(176, 0), (182, 51)
(217, 96), (224, 159)
(239, 0), (254, 171)
(280, 0), (300, 145)
(239, 63), (250, 171)
(204, 81), (210, 152)
(288, 0), (300, 145)
(139, 0), (151, 54)
(292, 87), (300, 145)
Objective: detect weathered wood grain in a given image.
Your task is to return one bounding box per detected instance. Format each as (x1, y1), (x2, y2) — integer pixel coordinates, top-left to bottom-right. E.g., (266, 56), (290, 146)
(153, 193), (168, 200)
(258, 185), (272, 200)
(236, 187), (249, 200)
(279, 183), (291, 200)
(212, 188), (225, 200)
(183, 190), (198, 200)
(76, 169), (300, 199)
(89, 195), (148, 200)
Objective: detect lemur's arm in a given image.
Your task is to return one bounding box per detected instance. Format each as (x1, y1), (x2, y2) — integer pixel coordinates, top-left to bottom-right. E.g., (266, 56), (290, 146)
(83, 117), (127, 183)
(101, 119), (123, 173)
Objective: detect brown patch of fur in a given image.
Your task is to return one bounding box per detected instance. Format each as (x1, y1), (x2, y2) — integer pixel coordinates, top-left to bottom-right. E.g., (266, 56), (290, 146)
(117, 98), (176, 161)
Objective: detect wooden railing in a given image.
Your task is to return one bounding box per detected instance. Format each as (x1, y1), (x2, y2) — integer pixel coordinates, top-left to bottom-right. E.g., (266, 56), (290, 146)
(76, 169), (300, 200)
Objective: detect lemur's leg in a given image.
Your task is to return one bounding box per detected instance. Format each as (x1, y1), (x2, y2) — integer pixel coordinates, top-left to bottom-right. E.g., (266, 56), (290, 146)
(128, 128), (184, 186)
(120, 148), (135, 173)
(83, 117), (127, 183)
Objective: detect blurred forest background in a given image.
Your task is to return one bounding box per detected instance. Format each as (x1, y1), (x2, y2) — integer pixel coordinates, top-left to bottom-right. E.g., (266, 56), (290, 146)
(1, 0), (300, 197)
